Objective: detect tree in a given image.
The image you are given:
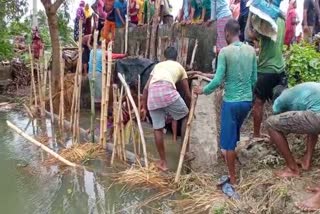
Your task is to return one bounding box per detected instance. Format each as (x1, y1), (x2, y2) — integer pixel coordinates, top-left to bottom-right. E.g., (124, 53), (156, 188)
(40, 0), (66, 91)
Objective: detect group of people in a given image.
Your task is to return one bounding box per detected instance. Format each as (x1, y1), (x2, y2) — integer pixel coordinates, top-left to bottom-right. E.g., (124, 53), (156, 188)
(141, 2), (320, 212)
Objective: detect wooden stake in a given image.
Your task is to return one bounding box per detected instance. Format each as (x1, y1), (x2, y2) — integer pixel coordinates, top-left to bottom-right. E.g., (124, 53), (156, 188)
(29, 45), (38, 108)
(89, 31), (99, 143)
(23, 104), (34, 118)
(48, 63), (54, 123)
(175, 81), (200, 182)
(189, 39), (198, 70)
(126, 96), (136, 156)
(137, 75), (141, 155)
(7, 120), (77, 167)
(145, 0), (151, 58)
(118, 73), (148, 168)
(59, 48), (65, 129)
(111, 84), (118, 164)
(99, 40), (107, 147)
(37, 63), (45, 117)
(119, 87), (126, 161)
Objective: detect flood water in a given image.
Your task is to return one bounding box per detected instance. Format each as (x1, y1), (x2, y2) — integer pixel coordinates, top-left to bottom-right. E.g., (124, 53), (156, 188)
(0, 109), (181, 214)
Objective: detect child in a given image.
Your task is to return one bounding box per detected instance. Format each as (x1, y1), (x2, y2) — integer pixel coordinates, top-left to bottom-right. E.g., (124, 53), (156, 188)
(102, 0), (116, 43)
(195, 19), (257, 185)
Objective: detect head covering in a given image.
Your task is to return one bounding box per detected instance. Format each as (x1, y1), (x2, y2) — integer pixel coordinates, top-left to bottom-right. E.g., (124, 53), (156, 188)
(84, 4), (92, 18)
(80, 0), (85, 7)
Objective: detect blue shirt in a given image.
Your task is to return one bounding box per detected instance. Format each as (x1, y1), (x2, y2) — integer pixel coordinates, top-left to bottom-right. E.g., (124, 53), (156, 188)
(273, 82), (320, 114)
(210, 0), (232, 20)
(114, 0), (127, 28)
(89, 49), (103, 73)
(240, 0), (249, 17)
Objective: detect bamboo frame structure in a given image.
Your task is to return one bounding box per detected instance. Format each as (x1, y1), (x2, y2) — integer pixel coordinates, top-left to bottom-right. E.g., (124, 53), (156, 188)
(37, 63), (45, 117)
(175, 81), (200, 182)
(7, 121), (77, 167)
(117, 73), (148, 168)
(59, 48), (65, 128)
(137, 75), (141, 155)
(48, 63), (54, 123)
(89, 31), (99, 143)
(145, 0), (151, 58)
(119, 87), (126, 161)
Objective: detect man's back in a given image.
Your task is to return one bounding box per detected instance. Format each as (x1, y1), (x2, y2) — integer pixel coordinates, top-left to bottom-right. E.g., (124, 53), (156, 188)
(150, 60), (187, 88)
(273, 82), (320, 113)
(217, 42), (257, 102)
(258, 18), (285, 74)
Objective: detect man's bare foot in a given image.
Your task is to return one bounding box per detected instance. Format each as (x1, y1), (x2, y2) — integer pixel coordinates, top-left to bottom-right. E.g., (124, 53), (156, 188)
(306, 186), (320, 193)
(274, 167), (299, 178)
(155, 160), (168, 172)
(295, 192), (320, 212)
(296, 156), (312, 170)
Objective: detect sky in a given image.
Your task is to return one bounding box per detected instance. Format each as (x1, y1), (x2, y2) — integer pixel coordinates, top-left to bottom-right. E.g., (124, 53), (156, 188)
(28, 0), (302, 35)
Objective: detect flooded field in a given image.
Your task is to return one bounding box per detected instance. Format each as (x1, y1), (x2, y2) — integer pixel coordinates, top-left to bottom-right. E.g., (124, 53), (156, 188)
(0, 109), (181, 214)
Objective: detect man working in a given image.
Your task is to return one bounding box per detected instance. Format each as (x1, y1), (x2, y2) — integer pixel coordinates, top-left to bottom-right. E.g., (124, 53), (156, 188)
(195, 19), (257, 184)
(247, 15), (287, 138)
(266, 82), (320, 178)
(303, 0), (320, 42)
(88, 41), (103, 103)
(141, 47), (191, 171)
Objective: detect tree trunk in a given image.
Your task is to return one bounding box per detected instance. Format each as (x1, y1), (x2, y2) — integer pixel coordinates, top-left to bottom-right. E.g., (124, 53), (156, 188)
(46, 9), (61, 92)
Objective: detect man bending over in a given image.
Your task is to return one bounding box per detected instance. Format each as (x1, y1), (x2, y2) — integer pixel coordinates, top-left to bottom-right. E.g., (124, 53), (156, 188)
(141, 47), (191, 171)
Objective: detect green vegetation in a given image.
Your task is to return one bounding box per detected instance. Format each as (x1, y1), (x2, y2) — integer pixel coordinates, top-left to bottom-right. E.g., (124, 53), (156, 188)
(286, 43), (320, 86)
(0, 0), (73, 61)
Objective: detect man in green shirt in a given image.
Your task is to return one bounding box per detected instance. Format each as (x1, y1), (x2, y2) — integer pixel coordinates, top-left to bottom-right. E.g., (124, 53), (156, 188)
(195, 19), (257, 185)
(247, 17), (287, 138)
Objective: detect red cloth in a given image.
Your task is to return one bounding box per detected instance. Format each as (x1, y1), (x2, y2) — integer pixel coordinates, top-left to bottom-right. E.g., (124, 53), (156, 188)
(130, 0), (139, 24)
(111, 53), (126, 59)
(284, 5), (297, 46)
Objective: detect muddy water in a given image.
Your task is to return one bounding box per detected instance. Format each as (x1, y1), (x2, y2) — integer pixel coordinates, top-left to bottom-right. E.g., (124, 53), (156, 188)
(0, 110), (180, 214)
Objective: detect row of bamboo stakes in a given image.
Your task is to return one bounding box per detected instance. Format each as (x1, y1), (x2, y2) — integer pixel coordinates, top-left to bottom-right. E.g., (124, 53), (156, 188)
(21, 16), (200, 182)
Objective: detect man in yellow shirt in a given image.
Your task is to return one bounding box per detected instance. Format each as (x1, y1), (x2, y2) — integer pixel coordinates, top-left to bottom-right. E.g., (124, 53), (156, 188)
(141, 47), (191, 171)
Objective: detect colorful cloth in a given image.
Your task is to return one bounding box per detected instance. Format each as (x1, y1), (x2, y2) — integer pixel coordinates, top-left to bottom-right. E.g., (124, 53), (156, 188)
(89, 49), (103, 73)
(258, 18), (285, 74)
(114, 0), (127, 28)
(137, 0), (144, 24)
(273, 82), (320, 114)
(97, 0), (107, 20)
(216, 16), (232, 52)
(149, 60), (188, 88)
(147, 81), (180, 111)
(203, 41), (257, 102)
(229, 0), (240, 20)
(143, 0), (155, 23)
(130, 0), (139, 24)
(284, 3), (298, 46)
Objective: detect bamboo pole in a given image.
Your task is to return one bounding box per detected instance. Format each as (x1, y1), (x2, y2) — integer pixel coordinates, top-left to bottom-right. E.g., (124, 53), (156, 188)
(7, 120), (77, 167)
(29, 45), (38, 108)
(103, 41), (113, 148)
(72, 19), (83, 144)
(111, 84), (118, 164)
(89, 31), (99, 143)
(48, 63), (54, 123)
(119, 87), (126, 161)
(43, 56), (48, 106)
(189, 39), (198, 69)
(124, 0), (130, 54)
(137, 75), (141, 155)
(175, 83), (199, 182)
(37, 63), (45, 117)
(23, 104), (34, 118)
(117, 73), (148, 168)
(126, 96), (137, 156)
(59, 48), (65, 129)
(113, 86), (124, 162)
(99, 40), (107, 147)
